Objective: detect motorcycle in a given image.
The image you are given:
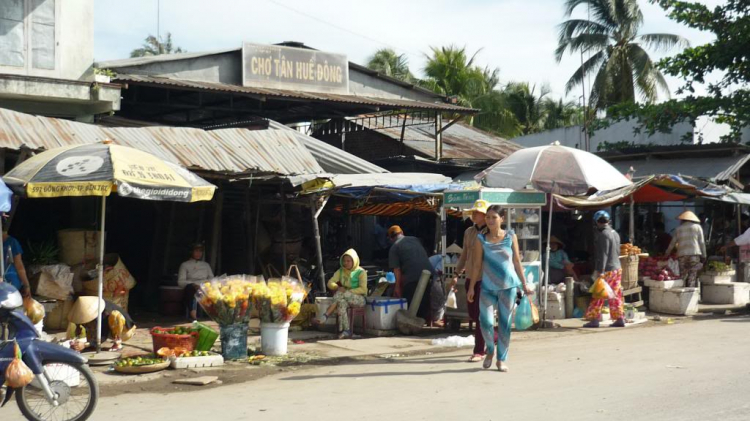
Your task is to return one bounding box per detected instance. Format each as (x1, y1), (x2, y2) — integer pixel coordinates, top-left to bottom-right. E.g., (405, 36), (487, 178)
(0, 283), (98, 421)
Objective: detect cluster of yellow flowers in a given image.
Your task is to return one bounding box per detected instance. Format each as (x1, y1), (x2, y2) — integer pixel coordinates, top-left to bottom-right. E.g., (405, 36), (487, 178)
(198, 276), (259, 325)
(252, 277), (308, 323)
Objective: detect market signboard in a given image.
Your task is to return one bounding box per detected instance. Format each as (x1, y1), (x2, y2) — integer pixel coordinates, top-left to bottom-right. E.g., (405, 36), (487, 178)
(444, 190), (547, 207)
(242, 42), (349, 94)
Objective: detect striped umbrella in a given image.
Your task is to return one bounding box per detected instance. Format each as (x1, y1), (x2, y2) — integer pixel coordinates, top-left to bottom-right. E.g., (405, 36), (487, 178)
(4, 141), (216, 351)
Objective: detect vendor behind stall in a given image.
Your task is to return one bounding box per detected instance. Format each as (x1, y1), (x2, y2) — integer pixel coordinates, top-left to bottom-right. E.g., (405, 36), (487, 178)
(547, 236), (579, 283)
(388, 225), (436, 321)
(179, 243), (214, 320)
(68, 296), (136, 351)
(666, 211), (706, 288)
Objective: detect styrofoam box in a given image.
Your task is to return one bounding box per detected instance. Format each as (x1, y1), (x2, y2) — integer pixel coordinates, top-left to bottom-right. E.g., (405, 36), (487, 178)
(365, 297), (407, 331)
(701, 282), (750, 306)
(645, 278), (684, 289)
(315, 297), (337, 326)
(537, 299), (566, 320)
(699, 274), (732, 285)
(649, 287), (699, 315)
(170, 354), (224, 369)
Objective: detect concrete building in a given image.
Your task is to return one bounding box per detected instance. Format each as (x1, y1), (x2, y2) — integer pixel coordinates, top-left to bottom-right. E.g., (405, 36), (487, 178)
(511, 120), (694, 151)
(0, 0), (120, 121)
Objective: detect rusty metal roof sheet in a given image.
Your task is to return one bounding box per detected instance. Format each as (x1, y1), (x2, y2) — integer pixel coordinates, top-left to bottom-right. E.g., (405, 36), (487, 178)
(0, 107), (328, 177)
(355, 118), (522, 160)
(114, 74), (476, 113)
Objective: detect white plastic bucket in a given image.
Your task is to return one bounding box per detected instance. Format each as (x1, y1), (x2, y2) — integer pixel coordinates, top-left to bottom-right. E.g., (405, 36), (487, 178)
(260, 322), (290, 356)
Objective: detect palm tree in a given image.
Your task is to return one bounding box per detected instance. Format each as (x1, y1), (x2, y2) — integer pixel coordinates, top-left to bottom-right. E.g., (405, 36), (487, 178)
(422, 46), (487, 106)
(555, 0), (688, 111)
(541, 98), (584, 130)
(502, 82), (552, 135)
(130, 32), (185, 58)
(366, 49), (414, 82)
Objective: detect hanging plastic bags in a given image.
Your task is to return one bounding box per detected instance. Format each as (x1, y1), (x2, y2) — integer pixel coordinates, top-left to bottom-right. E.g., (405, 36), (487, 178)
(515, 295), (534, 331)
(4, 342), (34, 388)
(23, 297), (45, 325)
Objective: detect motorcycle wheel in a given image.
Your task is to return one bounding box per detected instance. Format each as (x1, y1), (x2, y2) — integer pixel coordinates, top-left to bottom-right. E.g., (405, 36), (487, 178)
(16, 361), (99, 421)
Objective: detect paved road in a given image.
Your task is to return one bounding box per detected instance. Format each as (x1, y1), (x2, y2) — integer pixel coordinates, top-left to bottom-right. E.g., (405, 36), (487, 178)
(6, 315), (750, 421)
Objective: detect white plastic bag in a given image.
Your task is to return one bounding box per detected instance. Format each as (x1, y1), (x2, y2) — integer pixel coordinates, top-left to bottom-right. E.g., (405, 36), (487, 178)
(445, 290), (457, 309)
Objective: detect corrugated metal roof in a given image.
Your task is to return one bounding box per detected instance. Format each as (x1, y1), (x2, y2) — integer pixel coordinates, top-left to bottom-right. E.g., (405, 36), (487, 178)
(114, 74), (476, 113)
(610, 155), (750, 181)
(352, 118), (522, 160)
(0, 107), (325, 176)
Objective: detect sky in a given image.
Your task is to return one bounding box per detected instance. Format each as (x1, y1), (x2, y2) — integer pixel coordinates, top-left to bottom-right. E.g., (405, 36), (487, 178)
(93, 0), (728, 141)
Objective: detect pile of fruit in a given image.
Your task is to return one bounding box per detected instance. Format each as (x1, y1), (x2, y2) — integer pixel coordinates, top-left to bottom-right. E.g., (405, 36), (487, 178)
(639, 257), (679, 280)
(152, 326), (197, 336)
(114, 355), (166, 368)
(620, 243), (642, 256)
(706, 261), (730, 273)
(156, 347), (211, 358)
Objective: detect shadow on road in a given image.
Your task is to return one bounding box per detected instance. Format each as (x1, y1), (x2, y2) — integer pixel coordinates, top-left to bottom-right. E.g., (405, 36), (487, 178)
(279, 366), (479, 381)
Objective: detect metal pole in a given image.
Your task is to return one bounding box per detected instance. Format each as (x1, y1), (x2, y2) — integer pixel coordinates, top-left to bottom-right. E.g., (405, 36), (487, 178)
(630, 196), (635, 244)
(96, 196), (106, 353)
(310, 196), (327, 293)
(543, 193), (553, 326)
(0, 217), (5, 281)
(440, 198), (447, 278)
(435, 113), (443, 161)
(280, 183), (287, 271)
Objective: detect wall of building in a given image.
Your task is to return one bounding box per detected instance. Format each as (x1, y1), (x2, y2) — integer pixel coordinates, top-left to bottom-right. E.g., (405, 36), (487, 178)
(348, 69), (442, 102)
(512, 120), (695, 151)
(107, 52), (243, 85)
(0, 0), (93, 81)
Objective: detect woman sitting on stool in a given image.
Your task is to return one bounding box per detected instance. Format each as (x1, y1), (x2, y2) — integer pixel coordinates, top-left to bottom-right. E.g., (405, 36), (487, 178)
(314, 249), (367, 339)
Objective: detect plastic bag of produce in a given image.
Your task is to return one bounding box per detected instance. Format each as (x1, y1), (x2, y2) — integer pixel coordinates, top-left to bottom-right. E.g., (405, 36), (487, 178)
(590, 276), (613, 300)
(23, 297), (45, 325)
(515, 296), (534, 331)
(4, 342), (34, 388)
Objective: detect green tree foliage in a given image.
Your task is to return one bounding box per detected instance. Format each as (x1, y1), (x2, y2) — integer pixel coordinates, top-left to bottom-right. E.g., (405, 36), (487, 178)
(556, 0), (688, 111)
(366, 49), (414, 82)
(130, 33), (185, 58)
(605, 0), (750, 143)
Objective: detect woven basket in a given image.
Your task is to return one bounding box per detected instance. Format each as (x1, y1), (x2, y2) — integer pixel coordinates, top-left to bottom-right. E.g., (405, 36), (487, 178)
(620, 255), (639, 290)
(150, 327), (199, 352)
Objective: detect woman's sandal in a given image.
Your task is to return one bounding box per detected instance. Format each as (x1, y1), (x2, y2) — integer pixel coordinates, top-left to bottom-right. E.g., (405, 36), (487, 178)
(497, 361), (509, 372)
(467, 354), (484, 363)
(482, 354), (493, 370)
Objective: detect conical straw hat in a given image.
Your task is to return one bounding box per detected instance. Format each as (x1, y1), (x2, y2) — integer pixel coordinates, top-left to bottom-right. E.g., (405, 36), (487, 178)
(68, 296), (105, 325)
(446, 243), (463, 254)
(678, 211), (700, 223)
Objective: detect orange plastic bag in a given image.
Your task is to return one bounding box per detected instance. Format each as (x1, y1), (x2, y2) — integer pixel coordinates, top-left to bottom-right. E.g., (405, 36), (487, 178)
(590, 276), (614, 300)
(4, 342), (34, 388)
(23, 297), (45, 325)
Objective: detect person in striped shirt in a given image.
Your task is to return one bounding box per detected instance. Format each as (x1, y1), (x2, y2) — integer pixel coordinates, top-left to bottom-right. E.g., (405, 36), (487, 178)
(666, 211), (706, 288)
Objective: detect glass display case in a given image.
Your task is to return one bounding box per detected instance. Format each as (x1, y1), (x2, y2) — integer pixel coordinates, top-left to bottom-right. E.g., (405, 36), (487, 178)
(506, 207), (543, 286)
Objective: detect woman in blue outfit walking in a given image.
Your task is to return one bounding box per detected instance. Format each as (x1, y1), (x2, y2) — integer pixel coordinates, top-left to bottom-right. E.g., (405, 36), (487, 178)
(468, 205), (534, 372)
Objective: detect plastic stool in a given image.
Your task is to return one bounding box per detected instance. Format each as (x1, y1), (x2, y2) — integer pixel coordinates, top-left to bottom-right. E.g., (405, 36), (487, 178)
(338, 306), (366, 335)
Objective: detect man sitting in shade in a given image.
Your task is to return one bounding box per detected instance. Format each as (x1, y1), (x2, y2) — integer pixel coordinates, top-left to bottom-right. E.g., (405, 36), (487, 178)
(179, 243), (214, 320)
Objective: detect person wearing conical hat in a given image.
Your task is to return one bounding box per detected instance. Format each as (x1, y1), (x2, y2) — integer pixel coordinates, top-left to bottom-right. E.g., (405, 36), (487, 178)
(666, 211), (706, 288)
(68, 296), (136, 352)
(547, 236), (579, 283)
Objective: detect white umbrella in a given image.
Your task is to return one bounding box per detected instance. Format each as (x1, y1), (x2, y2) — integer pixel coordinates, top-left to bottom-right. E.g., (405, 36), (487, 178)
(477, 142), (632, 196)
(476, 142), (632, 325)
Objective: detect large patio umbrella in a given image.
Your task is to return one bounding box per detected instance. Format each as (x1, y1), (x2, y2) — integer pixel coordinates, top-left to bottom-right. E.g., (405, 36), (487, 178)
(476, 142), (632, 324)
(4, 141), (216, 350)
(0, 179), (13, 280)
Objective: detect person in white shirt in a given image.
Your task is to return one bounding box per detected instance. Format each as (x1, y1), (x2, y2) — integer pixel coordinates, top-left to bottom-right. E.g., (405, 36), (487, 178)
(179, 243), (214, 319)
(720, 225), (750, 253)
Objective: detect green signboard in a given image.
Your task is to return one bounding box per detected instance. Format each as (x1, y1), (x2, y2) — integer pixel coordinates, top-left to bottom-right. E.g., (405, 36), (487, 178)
(444, 190), (547, 206)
